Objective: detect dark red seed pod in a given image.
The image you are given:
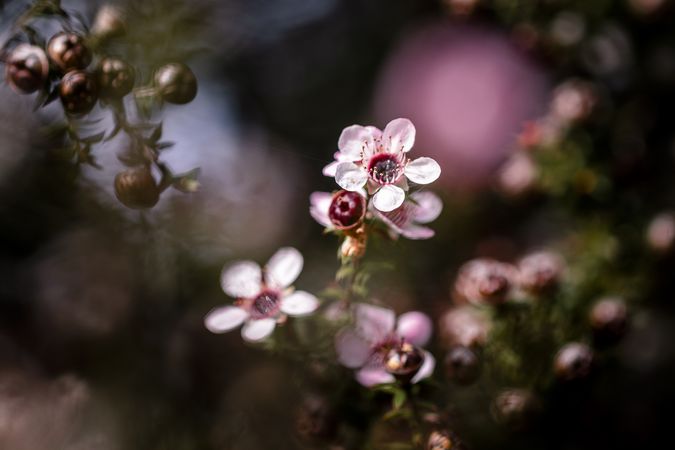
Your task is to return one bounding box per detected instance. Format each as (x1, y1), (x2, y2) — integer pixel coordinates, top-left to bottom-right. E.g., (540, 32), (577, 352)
(154, 63), (197, 104)
(47, 32), (92, 72)
(59, 70), (98, 115)
(114, 167), (160, 209)
(98, 57), (135, 99)
(554, 342), (594, 381)
(328, 190), (366, 230)
(4, 44), (49, 94)
(444, 345), (481, 385)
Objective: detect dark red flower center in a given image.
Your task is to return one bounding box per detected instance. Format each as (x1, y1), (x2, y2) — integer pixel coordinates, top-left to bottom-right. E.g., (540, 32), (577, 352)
(328, 190), (365, 229)
(249, 290), (280, 319)
(368, 153), (402, 185)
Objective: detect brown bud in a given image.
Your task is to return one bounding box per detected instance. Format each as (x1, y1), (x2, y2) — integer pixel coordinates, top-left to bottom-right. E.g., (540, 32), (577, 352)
(384, 341), (425, 382)
(438, 306), (491, 349)
(114, 167), (160, 209)
(5, 44), (49, 94)
(98, 57), (135, 99)
(554, 342), (594, 381)
(47, 32), (92, 72)
(491, 389), (540, 430)
(154, 63), (197, 104)
(444, 345), (481, 385)
(589, 297), (628, 347)
(454, 258), (517, 305)
(59, 70), (98, 115)
(516, 251), (564, 294)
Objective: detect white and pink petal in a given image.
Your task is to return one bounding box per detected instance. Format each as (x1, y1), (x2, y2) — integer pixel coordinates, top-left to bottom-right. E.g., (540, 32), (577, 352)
(372, 185), (405, 212)
(354, 303), (396, 343)
(404, 157), (441, 185)
(265, 247), (304, 289)
(204, 306), (249, 333)
(410, 350), (436, 384)
(220, 261), (263, 298)
(355, 367), (396, 387)
(309, 191), (332, 228)
(280, 290), (319, 316)
(241, 318), (277, 342)
(409, 191), (443, 224)
(382, 118), (416, 154)
(335, 328), (372, 368)
(396, 311), (433, 346)
(335, 162), (368, 191)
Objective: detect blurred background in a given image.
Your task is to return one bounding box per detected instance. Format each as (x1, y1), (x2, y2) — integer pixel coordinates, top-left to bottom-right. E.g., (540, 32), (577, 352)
(1, 0), (675, 449)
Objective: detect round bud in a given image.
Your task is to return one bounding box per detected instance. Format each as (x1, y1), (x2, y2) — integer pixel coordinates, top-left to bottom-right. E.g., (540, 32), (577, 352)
(589, 297), (628, 347)
(5, 44), (49, 94)
(550, 79), (596, 124)
(646, 212), (675, 254)
(454, 258), (517, 305)
(427, 429), (462, 450)
(491, 389), (540, 430)
(328, 190), (366, 230)
(91, 4), (126, 39)
(554, 342), (594, 381)
(444, 346), (480, 385)
(59, 71), (98, 115)
(497, 152), (538, 198)
(98, 57), (135, 99)
(384, 342), (425, 382)
(114, 167), (160, 209)
(517, 251), (564, 294)
(47, 32), (92, 72)
(154, 63), (197, 104)
(438, 306), (491, 349)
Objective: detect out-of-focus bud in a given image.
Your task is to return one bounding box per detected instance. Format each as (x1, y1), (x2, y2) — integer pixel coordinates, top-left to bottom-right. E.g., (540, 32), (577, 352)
(444, 345), (480, 385)
(384, 341), (425, 382)
(427, 429), (465, 450)
(91, 4), (126, 39)
(516, 251), (564, 294)
(438, 306), (491, 349)
(589, 297), (628, 347)
(646, 212), (675, 253)
(154, 63), (198, 104)
(454, 258), (517, 306)
(340, 230), (367, 259)
(114, 166), (160, 209)
(47, 32), (92, 72)
(550, 79), (596, 124)
(442, 0), (479, 16)
(294, 394), (337, 443)
(554, 342), (594, 381)
(328, 190), (366, 230)
(627, 0), (667, 16)
(496, 152), (538, 197)
(59, 70), (98, 115)
(550, 11), (586, 47)
(4, 44), (49, 94)
(98, 57), (135, 99)
(491, 389), (540, 430)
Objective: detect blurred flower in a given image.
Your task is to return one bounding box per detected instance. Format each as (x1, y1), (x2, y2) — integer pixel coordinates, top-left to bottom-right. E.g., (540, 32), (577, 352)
(438, 306), (492, 349)
(454, 259), (517, 305)
(627, 0), (667, 16)
(204, 247), (319, 342)
(554, 342), (594, 381)
(549, 11), (586, 47)
(374, 23), (547, 190)
(496, 151), (538, 197)
(335, 304), (434, 386)
(516, 251), (565, 294)
(491, 388), (540, 430)
(330, 118), (441, 212)
(589, 297), (629, 347)
(646, 212), (675, 253)
(550, 79), (596, 125)
(443, 345), (481, 385)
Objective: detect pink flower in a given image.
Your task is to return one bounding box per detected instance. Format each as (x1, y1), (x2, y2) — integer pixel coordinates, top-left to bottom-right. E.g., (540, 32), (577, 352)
(310, 190), (442, 240)
(335, 304), (435, 387)
(204, 247), (319, 342)
(326, 118), (441, 213)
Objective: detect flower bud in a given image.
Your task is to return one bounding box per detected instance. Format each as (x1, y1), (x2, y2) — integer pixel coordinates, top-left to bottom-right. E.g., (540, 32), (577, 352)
(496, 152), (538, 198)
(554, 342), (594, 381)
(328, 190), (366, 230)
(427, 429), (464, 450)
(5, 44), (49, 94)
(47, 32), (92, 72)
(98, 57), (135, 99)
(589, 297), (628, 347)
(114, 166), (160, 209)
(59, 71), (99, 115)
(438, 306), (491, 349)
(550, 79), (596, 124)
(91, 4), (126, 39)
(384, 341), (425, 381)
(454, 259), (517, 305)
(646, 212), (675, 254)
(516, 251), (564, 294)
(444, 345), (481, 385)
(340, 232), (366, 258)
(154, 63), (197, 104)
(491, 389), (540, 430)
